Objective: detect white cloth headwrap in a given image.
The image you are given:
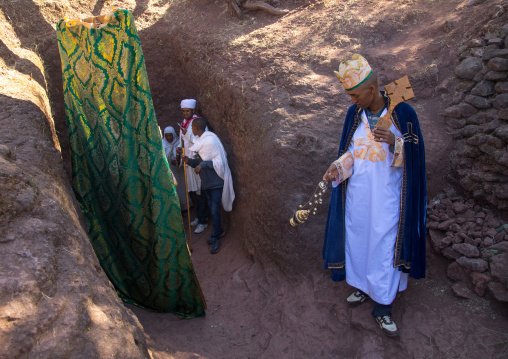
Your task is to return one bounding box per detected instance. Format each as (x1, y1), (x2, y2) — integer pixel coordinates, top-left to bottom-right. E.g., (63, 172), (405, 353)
(190, 131), (235, 211)
(180, 99), (196, 109)
(162, 126), (179, 159)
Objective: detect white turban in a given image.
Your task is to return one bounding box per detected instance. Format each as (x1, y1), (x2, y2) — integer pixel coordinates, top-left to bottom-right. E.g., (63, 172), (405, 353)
(180, 99), (196, 109)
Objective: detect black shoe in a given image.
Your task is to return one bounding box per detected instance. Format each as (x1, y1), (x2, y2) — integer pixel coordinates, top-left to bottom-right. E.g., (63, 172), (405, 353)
(210, 238), (221, 254)
(208, 230), (225, 244)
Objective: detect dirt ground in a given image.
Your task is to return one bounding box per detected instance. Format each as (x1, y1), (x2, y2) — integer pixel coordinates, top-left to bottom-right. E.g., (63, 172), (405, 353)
(130, 209), (508, 359)
(119, 1), (508, 357)
(1, 0), (508, 358)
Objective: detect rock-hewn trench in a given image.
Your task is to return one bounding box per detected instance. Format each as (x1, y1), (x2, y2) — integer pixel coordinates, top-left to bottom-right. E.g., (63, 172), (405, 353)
(0, 3), (150, 357)
(0, 2), (265, 357)
(2, 0), (508, 358)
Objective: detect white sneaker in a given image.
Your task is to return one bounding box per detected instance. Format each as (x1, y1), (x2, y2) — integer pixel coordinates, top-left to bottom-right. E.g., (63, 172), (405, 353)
(190, 218), (199, 226)
(346, 290), (369, 307)
(375, 315), (399, 337)
(194, 223), (208, 234)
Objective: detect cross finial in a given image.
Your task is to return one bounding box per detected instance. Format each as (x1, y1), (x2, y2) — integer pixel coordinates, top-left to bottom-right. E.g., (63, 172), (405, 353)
(375, 76), (415, 129)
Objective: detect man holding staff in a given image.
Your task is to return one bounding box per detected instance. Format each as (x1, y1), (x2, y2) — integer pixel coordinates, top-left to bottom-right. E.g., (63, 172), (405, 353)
(182, 118), (235, 254)
(322, 54), (427, 337)
(178, 99), (209, 234)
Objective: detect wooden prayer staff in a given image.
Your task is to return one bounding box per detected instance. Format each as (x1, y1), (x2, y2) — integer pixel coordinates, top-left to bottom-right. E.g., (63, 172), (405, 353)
(290, 181), (328, 226)
(181, 144), (193, 251)
(375, 75), (415, 129)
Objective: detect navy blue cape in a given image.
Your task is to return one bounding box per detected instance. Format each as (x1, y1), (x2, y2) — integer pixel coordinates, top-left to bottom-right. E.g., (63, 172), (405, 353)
(323, 96), (427, 281)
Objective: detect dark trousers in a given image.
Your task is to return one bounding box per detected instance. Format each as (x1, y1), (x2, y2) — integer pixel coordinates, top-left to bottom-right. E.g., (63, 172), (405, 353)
(190, 191), (208, 224)
(358, 290), (393, 317)
(203, 187), (223, 238)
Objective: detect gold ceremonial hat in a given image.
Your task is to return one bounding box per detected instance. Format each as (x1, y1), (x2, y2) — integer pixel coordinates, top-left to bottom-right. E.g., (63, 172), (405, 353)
(334, 54), (373, 91)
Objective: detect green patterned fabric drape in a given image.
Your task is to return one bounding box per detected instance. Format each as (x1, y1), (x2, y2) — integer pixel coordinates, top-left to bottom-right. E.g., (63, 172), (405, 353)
(56, 9), (205, 318)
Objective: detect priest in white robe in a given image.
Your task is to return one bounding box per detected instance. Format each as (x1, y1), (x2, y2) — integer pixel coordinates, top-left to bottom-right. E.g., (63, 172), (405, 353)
(322, 54), (427, 337)
(178, 99), (209, 234)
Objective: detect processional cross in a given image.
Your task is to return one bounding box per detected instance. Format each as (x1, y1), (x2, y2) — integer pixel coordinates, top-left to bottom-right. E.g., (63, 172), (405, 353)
(375, 75), (415, 130)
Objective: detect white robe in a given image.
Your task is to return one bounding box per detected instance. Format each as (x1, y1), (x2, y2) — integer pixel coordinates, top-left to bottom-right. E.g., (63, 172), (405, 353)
(179, 117), (203, 193)
(163, 126), (190, 210)
(344, 109), (408, 305)
(190, 131), (235, 212)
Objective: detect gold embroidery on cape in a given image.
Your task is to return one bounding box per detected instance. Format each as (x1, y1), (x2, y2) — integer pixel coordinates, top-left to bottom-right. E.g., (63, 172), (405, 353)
(391, 136), (405, 168)
(391, 110), (410, 270)
(402, 122), (419, 144)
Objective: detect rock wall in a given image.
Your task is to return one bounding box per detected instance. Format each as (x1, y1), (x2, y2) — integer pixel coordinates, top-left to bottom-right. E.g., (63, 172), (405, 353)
(427, 192), (508, 303)
(0, 98), (151, 359)
(0, 7), (151, 358)
(444, 23), (508, 213)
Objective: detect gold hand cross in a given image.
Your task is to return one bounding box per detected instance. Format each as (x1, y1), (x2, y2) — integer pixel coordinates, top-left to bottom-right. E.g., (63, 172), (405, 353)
(375, 75), (415, 129)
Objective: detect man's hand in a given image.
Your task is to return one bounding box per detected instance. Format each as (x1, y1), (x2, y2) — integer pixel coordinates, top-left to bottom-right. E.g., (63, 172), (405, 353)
(194, 164), (201, 174)
(323, 163), (339, 184)
(182, 156), (189, 164)
(372, 127), (395, 145)
(176, 147), (183, 155)
(180, 127), (187, 135)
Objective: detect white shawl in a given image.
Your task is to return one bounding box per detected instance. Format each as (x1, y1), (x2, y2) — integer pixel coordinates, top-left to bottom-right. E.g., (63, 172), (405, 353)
(162, 126), (179, 160)
(190, 131), (235, 211)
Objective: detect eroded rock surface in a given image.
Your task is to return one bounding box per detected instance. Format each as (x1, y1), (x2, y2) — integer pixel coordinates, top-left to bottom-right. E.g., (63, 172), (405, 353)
(0, 59), (150, 359)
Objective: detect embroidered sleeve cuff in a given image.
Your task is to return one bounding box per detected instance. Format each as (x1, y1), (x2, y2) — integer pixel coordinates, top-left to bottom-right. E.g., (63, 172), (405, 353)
(390, 135), (404, 168)
(331, 150), (354, 187)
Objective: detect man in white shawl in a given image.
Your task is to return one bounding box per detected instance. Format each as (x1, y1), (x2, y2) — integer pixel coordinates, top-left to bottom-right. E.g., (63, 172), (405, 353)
(162, 126), (190, 214)
(182, 118), (235, 254)
(177, 99), (209, 234)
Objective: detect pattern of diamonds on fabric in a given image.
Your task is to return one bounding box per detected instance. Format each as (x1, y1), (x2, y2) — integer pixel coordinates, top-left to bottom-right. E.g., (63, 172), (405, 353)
(57, 9), (205, 317)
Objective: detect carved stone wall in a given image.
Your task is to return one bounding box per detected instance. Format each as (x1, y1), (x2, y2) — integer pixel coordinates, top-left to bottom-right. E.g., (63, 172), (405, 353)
(432, 22), (508, 303)
(427, 193), (508, 302)
(444, 24), (508, 212)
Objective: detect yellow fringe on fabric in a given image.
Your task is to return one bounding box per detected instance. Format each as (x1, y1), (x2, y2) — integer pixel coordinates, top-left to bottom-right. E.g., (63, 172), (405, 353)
(64, 9), (118, 29)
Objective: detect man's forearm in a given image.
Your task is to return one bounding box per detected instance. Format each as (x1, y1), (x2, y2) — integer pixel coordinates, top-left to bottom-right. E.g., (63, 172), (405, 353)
(187, 158), (202, 168)
(199, 160), (214, 169)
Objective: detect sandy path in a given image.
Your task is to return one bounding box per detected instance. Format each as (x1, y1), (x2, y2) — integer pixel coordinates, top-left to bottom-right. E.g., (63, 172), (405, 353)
(122, 1), (508, 358)
(131, 221), (508, 359)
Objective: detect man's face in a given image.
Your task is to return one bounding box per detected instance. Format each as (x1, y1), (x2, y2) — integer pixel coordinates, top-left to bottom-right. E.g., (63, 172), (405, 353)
(182, 108), (194, 121)
(165, 133), (174, 142)
(191, 123), (201, 136)
(346, 85), (374, 109)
